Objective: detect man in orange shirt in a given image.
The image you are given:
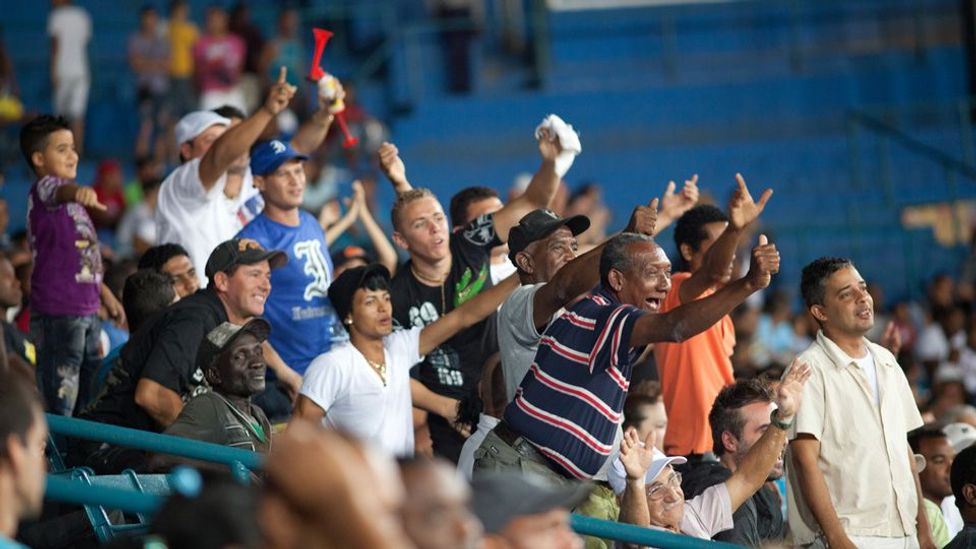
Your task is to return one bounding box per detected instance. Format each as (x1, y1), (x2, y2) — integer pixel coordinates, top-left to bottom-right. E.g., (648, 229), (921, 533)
(654, 175), (772, 459)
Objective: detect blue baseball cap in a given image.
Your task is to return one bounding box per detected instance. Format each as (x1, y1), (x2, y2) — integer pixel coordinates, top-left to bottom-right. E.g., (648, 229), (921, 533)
(250, 139), (309, 176)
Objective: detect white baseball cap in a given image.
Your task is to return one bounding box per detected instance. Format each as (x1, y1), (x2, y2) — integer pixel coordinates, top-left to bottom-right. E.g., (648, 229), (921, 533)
(644, 449), (687, 485)
(944, 422), (976, 453)
(175, 111), (232, 145)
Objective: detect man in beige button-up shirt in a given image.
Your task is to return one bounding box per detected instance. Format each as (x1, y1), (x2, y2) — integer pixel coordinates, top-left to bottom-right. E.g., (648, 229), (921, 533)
(786, 257), (934, 549)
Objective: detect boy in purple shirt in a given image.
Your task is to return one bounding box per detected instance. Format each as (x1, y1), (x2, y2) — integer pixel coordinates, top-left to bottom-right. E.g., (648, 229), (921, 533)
(20, 115), (125, 416)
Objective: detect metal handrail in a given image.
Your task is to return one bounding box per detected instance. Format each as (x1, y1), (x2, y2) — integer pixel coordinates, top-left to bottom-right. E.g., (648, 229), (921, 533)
(46, 414), (264, 472)
(44, 473), (738, 548)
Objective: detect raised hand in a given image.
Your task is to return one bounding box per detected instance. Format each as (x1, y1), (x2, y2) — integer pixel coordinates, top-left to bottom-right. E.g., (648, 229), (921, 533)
(881, 321), (902, 356)
(660, 175), (699, 220)
(620, 427), (655, 480)
(728, 173), (773, 230)
(263, 66), (298, 116)
(625, 198), (659, 236)
(775, 359), (812, 419)
(378, 142), (408, 190)
(537, 127), (562, 163)
(75, 187), (106, 211)
(351, 179), (366, 207)
(316, 73), (346, 115)
(745, 234), (780, 291)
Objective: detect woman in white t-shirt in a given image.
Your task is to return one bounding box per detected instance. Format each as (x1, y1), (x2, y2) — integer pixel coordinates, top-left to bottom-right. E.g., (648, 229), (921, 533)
(294, 264), (517, 456)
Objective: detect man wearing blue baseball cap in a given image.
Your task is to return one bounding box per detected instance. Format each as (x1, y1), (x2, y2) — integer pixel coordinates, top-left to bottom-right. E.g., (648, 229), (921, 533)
(236, 136), (337, 420)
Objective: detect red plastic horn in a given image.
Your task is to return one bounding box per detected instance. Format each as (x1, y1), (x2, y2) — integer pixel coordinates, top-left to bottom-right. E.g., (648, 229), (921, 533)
(307, 28), (359, 149)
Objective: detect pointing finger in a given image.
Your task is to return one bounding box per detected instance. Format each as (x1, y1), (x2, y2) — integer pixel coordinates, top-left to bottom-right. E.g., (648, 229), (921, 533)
(735, 173), (749, 194)
(278, 66), (287, 85)
(664, 180), (676, 197)
(756, 188), (774, 208)
(649, 197), (659, 211)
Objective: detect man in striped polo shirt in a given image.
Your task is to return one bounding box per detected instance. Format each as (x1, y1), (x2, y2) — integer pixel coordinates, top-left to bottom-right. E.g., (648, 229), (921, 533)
(473, 231), (780, 532)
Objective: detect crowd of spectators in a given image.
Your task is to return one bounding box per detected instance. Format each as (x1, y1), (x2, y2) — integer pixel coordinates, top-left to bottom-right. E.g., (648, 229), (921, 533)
(1, 3), (976, 549)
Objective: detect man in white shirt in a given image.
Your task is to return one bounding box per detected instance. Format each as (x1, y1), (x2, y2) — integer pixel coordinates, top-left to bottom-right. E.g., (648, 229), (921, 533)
(157, 67), (338, 286)
(787, 257), (935, 549)
(48, 0), (91, 153)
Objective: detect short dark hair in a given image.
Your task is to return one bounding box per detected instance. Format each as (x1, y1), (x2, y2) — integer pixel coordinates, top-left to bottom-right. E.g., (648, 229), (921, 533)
(709, 379), (774, 456)
(123, 269), (176, 333)
(139, 243), (191, 272)
(19, 115), (71, 175)
(599, 232), (655, 289)
(213, 105), (246, 120)
(951, 445), (976, 511)
(150, 473), (260, 549)
(800, 257), (854, 308)
(673, 205), (728, 269)
(0, 369), (42, 460)
(449, 186), (499, 228)
(908, 426), (949, 453)
(622, 393), (661, 432)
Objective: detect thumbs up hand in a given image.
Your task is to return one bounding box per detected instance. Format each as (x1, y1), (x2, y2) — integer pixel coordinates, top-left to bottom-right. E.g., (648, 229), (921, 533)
(745, 233), (780, 291)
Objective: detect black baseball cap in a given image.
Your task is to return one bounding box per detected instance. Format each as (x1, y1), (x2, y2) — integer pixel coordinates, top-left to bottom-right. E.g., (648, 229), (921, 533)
(327, 263), (391, 322)
(508, 208), (590, 263)
(195, 318), (272, 372)
(470, 472), (593, 534)
(205, 238), (288, 280)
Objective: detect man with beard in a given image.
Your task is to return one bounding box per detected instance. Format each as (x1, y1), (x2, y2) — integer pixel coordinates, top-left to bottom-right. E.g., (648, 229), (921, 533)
(680, 378), (787, 545)
(787, 257), (934, 549)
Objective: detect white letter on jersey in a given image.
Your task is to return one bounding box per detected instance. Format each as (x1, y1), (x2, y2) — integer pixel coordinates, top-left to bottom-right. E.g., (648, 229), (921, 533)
(294, 240), (331, 301)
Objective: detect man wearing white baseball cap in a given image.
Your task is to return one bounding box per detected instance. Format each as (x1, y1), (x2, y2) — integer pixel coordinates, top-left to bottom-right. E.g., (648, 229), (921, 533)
(157, 67), (338, 287)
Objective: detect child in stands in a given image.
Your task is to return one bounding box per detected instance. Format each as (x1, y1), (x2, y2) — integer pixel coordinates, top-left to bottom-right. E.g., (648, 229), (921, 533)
(19, 114), (125, 416)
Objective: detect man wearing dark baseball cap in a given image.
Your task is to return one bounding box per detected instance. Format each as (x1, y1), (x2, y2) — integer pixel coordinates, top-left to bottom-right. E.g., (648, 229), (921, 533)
(76, 238), (287, 473)
(163, 318), (274, 454)
(471, 472), (591, 549)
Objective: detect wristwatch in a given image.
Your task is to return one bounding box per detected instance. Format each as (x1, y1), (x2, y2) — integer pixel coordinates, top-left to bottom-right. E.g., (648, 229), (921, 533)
(770, 409), (795, 430)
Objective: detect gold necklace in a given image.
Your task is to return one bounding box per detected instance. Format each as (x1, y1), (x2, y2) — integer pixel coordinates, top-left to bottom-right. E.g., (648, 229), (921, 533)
(410, 264), (448, 315)
(365, 358), (387, 386)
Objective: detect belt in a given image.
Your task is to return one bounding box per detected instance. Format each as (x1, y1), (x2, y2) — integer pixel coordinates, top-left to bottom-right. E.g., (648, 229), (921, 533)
(491, 421), (613, 492)
(492, 419), (523, 447)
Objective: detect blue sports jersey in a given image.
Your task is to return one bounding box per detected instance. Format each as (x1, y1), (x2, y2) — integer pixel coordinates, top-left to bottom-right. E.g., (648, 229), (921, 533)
(238, 210), (336, 375)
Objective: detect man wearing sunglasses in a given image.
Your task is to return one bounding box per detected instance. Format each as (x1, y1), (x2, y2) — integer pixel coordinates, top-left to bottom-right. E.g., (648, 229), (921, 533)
(618, 361), (810, 541)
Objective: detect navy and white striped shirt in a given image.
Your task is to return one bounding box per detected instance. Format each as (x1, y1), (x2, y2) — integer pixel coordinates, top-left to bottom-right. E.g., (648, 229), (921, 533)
(504, 287), (645, 479)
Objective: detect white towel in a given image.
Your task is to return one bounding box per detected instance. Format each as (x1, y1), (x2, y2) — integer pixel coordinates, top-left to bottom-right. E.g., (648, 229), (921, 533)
(535, 114), (581, 178)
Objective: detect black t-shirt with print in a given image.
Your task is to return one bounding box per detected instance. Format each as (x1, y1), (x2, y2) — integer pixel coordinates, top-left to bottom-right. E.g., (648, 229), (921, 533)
(79, 288), (227, 433)
(391, 213), (502, 399)
(390, 213), (501, 460)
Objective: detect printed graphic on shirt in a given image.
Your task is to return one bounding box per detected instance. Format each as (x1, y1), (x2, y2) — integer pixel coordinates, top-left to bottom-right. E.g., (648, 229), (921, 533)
(294, 239), (332, 301)
(454, 263), (488, 307)
(428, 347), (464, 387)
(462, 214), (497, 247)
(408, 301), (440, 328)
(69, 202), (101, 283)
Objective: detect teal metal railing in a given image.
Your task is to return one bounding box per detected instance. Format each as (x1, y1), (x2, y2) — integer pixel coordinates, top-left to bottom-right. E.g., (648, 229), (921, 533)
(47, 414), (736, 547)
(46, 414), (262, 481)
(45, 473), (739, 548)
